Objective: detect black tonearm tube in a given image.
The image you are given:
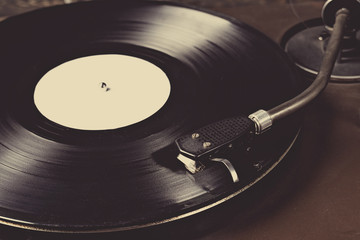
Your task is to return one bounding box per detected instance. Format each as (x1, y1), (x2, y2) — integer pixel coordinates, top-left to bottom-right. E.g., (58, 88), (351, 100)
(251, 7), (350, 133)
(175, 6), (351, 176)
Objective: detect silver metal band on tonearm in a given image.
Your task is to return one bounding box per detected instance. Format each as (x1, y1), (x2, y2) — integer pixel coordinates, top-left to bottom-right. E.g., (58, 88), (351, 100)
(248, 109), (272, 135)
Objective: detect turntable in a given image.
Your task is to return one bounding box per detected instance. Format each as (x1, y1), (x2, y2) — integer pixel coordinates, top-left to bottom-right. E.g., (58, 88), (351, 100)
(0, 1), (358, 240)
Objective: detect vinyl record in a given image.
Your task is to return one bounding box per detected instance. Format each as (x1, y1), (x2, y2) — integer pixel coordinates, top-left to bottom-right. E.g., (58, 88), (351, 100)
(0, 0), (302, 232)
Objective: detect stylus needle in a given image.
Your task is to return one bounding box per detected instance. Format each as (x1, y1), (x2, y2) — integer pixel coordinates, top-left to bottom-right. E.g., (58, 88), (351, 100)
(175, 116), (254, 176)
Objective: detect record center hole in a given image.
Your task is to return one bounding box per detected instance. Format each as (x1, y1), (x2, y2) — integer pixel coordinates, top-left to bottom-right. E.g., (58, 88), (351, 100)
(99, 82), (111, 92)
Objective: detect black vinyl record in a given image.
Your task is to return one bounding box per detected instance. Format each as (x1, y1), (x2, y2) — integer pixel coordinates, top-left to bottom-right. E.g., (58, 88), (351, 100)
(0, 0), (302, 233)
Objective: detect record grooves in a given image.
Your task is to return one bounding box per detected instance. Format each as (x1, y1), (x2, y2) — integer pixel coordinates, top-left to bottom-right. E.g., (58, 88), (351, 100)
(0, 0), (303, 232)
